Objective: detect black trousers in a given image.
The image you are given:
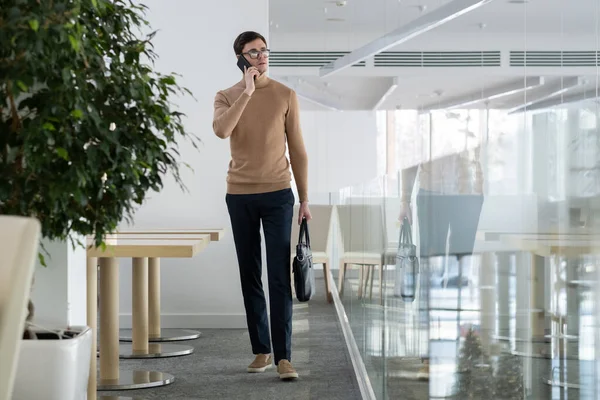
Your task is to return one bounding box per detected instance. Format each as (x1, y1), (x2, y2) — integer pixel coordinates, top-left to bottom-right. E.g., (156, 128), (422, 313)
(225, 188), (295, 364)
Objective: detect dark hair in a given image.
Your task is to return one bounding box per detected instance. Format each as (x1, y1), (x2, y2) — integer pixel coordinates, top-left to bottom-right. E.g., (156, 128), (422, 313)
(233, 31), (267, 55)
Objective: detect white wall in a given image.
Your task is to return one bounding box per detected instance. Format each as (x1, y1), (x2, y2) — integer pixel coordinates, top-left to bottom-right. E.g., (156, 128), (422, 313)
(118, 0), (269, 329)
(300, 111), (379, 203)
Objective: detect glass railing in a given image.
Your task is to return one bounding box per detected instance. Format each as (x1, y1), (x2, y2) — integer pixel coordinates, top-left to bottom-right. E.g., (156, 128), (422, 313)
(325, 105), (600, 400)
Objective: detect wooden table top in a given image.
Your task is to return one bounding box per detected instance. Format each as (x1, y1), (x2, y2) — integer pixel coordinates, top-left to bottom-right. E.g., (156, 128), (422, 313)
(478, 228), (600, 242)
(86, 235), (210, 258)
(113, 228), (225, 242)
(500, 234), (600, 257)
(102, 233), (218, 243)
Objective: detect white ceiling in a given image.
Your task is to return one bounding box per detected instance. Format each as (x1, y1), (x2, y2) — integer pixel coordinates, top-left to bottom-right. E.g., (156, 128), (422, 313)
(270, 0), (600, 35)
(269, 0), (600, 110)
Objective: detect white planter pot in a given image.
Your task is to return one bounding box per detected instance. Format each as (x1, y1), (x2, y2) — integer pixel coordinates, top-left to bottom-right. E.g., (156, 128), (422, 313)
(12, 326), (92, 400)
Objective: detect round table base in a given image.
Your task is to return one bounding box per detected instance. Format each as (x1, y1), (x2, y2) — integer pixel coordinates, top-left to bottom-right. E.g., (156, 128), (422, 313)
(119, 328), (201, 342)
(119, 343), (194, 359)
(97, 370), (174, 391)
(493, 335), (551, 343)
(98, 397), (146, 400)
(544, 379), (581, 390)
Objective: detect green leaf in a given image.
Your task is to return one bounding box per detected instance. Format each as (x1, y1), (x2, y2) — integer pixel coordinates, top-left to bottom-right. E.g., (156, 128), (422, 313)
(161, 76), (176, 85)
(62, 69), (71, 83)
(28, 19), (39, 32)
(42, 122), (56, 131)
(56, 148), (69, 160)
(91, 0), (98, 9)
(71, 109), (83, 119)
(69, 35), (80, 51)
(6, 146), (19, 163)
(77, 191), (88, 206)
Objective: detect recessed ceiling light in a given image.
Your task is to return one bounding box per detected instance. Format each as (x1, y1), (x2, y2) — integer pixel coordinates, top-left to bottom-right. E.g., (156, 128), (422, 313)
(508, 0), (529, 3)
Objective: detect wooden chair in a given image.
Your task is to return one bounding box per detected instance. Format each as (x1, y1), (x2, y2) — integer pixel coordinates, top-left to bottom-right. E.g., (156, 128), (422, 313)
(291, 205), (334, 303)
(336, 204), (386, 305)
(0, 216), (41, 400)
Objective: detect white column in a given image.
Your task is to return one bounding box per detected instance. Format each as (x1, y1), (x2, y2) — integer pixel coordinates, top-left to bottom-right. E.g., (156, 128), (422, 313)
(496, 252), (511, 337)
(479, 252), (496, 354)
(30, 236), (87, 328)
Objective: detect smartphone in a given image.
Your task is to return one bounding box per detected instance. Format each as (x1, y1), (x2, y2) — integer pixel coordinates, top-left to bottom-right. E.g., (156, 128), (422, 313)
(237, 55), (255, 79)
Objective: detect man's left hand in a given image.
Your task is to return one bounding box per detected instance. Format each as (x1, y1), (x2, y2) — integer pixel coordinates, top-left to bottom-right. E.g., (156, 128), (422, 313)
(298, 201), (312, 224)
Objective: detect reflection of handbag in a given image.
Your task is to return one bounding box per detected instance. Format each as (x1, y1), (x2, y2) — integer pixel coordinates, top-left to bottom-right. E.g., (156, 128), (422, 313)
(293, 218), (315, 302)
(394, 217), (419, 302)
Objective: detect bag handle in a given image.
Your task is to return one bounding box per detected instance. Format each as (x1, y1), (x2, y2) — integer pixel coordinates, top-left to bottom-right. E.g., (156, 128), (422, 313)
(298, 217), (311, 248)
(400, 217), (413, 245)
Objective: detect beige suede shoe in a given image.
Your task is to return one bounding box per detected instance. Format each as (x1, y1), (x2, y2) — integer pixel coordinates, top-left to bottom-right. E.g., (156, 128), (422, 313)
(417, 362), (430, 381)
(277, 359), (299, 380)
(247, 354), (273, 373)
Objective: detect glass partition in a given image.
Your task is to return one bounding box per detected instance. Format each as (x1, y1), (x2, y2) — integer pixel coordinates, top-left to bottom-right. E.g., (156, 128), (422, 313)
(335, 102), (600, 399)
(273, 1), (600, 399)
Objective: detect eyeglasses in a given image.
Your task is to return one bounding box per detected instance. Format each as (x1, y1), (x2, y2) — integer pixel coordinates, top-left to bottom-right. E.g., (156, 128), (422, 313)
(241, 49), (270, 59)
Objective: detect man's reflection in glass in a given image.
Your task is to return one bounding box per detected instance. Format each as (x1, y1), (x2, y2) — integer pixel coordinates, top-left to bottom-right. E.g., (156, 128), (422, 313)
(399, 146), (484, 381)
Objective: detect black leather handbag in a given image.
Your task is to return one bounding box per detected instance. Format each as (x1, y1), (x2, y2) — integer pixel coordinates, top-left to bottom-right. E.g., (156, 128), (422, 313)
(394, 217), (419, 302)
(293, 217), (315, 302)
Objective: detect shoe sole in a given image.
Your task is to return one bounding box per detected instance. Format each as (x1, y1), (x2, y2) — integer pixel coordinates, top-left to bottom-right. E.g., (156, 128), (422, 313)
(247, 364), (273, 373)
(279, 372), (299, 380)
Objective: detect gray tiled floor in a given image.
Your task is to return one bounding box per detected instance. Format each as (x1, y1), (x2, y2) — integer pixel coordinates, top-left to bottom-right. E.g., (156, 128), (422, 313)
(98, 278), (361, 400)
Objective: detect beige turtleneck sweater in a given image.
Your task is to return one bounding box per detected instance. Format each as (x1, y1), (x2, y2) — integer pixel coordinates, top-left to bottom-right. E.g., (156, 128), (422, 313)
(212, 74), (309, 202)
(401, 147), (484, 202)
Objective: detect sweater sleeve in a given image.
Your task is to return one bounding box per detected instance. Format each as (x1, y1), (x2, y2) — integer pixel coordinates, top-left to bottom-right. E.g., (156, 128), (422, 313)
(285, 90), (309, 202)
(212, 91), (251, 139)
(401, 165), (418, 203)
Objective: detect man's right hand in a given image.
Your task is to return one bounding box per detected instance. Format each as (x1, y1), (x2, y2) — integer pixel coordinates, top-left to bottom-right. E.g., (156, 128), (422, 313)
(243, 66), (260, 96)
(399, 201), (412, 224)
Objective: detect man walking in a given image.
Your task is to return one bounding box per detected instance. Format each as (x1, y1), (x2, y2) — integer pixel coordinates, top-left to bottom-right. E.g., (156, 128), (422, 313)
(213, 31), (311, 380)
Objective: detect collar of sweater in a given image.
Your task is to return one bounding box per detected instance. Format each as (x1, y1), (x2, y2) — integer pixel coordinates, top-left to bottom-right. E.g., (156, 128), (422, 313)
(239, 73), (270, 90)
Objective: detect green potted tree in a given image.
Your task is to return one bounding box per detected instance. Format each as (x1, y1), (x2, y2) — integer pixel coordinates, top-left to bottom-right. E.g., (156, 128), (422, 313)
(453, 326), (494, 399)
(0, 1), (196, 398)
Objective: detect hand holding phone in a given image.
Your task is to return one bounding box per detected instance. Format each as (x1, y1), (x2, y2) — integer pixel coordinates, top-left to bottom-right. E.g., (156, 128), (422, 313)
(237, 54), (253, 73)
(238, 56), (259, 96)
